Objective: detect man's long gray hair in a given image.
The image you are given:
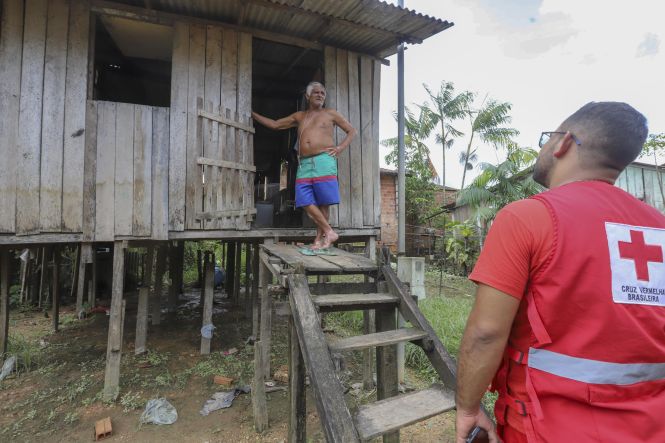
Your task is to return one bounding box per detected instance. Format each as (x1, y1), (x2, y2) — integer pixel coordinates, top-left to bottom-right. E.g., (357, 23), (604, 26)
(305, 81), (326, 97)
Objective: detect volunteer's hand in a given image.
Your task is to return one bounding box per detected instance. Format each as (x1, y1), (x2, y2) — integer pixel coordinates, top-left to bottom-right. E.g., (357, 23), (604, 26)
(455, 407), (499, 443)
(326, 146), (341, 157)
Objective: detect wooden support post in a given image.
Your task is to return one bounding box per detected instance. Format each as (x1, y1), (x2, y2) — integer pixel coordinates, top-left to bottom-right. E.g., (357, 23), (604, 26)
(233, 241), (241, 305)
(103, 241), (127, 402)
(76, 243), (92, 315)
(376, 306), (399, 443)
(252, 339), (268, 432)
(259, 240), (274, 379)
(176, 241), (184, 294)
(152, 244), (167, 326)
(19, 252), (28, 304)
(196, 247), (203, 289)
(244, 243), (252, 318)
(70, 245), (81, 305)
(200, 252), (215, 355)
(90, 246), (98, 308)
(0, 248), (10, 356)
(52, 247), (60, 332)
(36, 247), (46, 306)
(226, 241), (236, 298)
(167, 242), (179, 311)
(135, 287), (149, 354)
(288, 315), (306, 442)
(364, 236), (377, 389)
(251, 242), (260, 338)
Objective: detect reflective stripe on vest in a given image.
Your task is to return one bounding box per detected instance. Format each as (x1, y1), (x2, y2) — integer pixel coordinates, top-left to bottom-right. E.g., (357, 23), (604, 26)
(528, 348), (665, 385)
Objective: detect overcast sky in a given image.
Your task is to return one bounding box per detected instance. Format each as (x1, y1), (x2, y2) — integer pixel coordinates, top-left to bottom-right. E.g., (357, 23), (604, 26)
(378, 0), (665, 188)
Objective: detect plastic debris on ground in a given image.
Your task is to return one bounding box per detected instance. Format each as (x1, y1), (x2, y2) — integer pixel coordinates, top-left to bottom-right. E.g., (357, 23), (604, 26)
(0, 356), (16, 381)
(199, 386), (251, 416)
(139, 398), (178, 425)
(222, 347), (238, 356)
(200, 324), (216, 339)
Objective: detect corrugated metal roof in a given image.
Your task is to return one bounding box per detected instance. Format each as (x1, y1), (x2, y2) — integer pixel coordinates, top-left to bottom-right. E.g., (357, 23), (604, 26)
(108, 0), (453, 57)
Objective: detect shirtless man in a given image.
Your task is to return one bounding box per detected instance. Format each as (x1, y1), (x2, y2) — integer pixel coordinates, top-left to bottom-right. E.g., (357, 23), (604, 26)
(252, 82), (356, 249)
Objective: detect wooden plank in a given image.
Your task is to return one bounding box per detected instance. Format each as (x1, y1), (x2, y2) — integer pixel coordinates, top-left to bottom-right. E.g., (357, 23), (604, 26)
(252, 242), (260, 337)
(82, 101), (97, 241)
(244, 243), (252, 318)
(0, 248), (9, 355)
(196, 208), (257, 220)
(360, 56), (375, 227)
(103, 241), (126, 401)
(39, 0), (69, 232)
(62, 0), (90, 232)
(204, 25), (222, 229)
(287, 273), (359, 443)
(133, 105), (153, 236)
(16, 0), (48, 235)
(262, 244), (341, 273)
(220, 29), (238, 229)
(95, 101), (116, 241)
(252, 339), (269, 432)
(288, 315), (306, 442)
(234, 240), (242, 304)
(152, 243), (167, 325)
(354, 385), (455, 441)
(330, 328), (427, 352)
(348, 52), (363, 229)
(259, 244), (272, 378)
(324, 46), (339, 228)
(0, 0), (24, 233)
(197, 109), (255, 133)
(52, 247), (60, 331)
(372, 61), (382, 227)
(313, 292), (398, 312)
(200, 254), (214, 354)
(336, 49), (351, 228)
(237, 32), (253, 230)
(76, 242), (92, 313)
(309, 281), (377, 296)
(196, 157), (256, 172)
(375, 305), (399, 442)
(135, 287), (149, 354)
(114, 103), (135, 236)
(383, 264), (457, 389)
(185, 23), (206, 230)
(152, 108), (170, 240)
(169, 21), (189, 231)
(316, 252), (377, 272)
(166, 227), (380, 241)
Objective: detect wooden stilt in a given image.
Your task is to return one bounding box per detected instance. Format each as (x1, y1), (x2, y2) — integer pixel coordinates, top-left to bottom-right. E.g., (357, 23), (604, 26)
(364, 236), (377, 389)
(288, 315), (306, 442)
(259, 240), (274, 379)
(252, 339), (268, 432)
(152, 243), (167, 326)
(251, 242), (260, 338)
(226, 242), (236, 299)
(233, 241), (241, 306)
(0, 248), (10, 356)
(244, 243), (251, 318)
(135, 287), (149, 354)
(200, 252), (215, 355)
(52, 247), (60, 332)
(167, 242), (178, 311)
(36, 247), (46, 306)
(103, 241), (127, 401)
(90, 246), (98, 308)
(19, 251), (27, 304)
(70, 245), (81, 306)
(196, 247), (203, 289)
(376, 305), (399, 443)
(76, 243), (92, 315)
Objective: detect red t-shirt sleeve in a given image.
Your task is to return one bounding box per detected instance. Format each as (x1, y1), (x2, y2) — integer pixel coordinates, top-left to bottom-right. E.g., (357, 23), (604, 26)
(469, 198), (553, 300)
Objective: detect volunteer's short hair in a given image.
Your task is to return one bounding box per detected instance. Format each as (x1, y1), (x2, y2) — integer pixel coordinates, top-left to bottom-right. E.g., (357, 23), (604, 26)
(305, 81), (325, 97)
(561, 102), (648, 170)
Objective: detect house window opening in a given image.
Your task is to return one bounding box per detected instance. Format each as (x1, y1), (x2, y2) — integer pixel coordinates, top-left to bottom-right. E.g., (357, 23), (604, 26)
(252, 38), (323, 229)
(92, 15), (172, 107)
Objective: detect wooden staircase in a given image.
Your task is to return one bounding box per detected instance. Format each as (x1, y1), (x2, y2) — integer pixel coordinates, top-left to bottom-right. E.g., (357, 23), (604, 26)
(286, 256), (459, 442)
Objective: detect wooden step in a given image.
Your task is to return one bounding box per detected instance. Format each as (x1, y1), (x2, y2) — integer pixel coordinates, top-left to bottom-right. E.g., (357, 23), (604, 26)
(313, 292), (398, 312)
(354, 385), (456, 441)
(328, 328), (428, 352)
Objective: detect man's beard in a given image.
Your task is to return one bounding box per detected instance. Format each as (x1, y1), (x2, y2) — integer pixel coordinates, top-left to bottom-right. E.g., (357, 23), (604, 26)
(532, 154), (552, 188)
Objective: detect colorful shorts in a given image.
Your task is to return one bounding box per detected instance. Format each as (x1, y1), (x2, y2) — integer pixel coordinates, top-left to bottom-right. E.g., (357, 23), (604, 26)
(295, 152), (340, 208)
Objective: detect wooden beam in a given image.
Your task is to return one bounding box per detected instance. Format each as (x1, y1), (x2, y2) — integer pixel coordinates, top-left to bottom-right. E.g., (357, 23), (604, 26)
(233, 242), (242, 305)
(196, 156), (257, 172)
(258, 241), (273, 379)
(76, 243), (92, 314)
(0, 248), (10, 356)
(196, 110), (255, 134)
(252, 339), (269, 432)
(287, 273), (359, 442)
(103, 241), (127, 401)
(151, 243), (167, 325)
(135, 287), (149, 354)
(288, 315), (306, 442)
(251, 242), (260, 338)
(200, 253), (214, 354)
(375, 305), (399, 443)
(52, 247), (60, 332)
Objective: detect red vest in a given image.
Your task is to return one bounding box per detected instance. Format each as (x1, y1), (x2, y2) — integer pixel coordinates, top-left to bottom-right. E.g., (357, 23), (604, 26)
(494, 181), (665, 442)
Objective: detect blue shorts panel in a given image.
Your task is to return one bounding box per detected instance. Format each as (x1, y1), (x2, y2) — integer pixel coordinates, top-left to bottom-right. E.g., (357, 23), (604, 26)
(295, 180), (340, 208)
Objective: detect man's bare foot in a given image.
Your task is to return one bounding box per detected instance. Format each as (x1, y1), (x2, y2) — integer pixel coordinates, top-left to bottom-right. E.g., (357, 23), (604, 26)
(320, 230), (338, 249)
(310, 235), (324, 250)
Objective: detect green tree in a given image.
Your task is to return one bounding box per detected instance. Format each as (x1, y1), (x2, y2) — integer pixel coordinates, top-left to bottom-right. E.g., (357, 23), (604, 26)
(459, 148), (478, 172)
(457, 144), (543, 226)
(420, 82), (474, 204)
(642, 133), (665, 208)
(460, 98), (519, 189)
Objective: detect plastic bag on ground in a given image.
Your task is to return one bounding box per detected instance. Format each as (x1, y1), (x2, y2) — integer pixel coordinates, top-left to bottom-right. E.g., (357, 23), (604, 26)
(139, 398), (178, 425)
(200, 324), (216, 339)
(0, 356), (16, 381)
(199, 386), (251, 416)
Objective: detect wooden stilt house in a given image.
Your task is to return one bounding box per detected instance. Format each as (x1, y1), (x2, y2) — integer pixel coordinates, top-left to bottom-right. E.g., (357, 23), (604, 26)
(0, 1), (457, 440)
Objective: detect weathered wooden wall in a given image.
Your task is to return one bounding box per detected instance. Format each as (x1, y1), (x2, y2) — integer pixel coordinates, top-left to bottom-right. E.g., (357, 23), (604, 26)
(324, 46), (381, 230)
(0, 0), (90, 235)
(85, 101), (170, 241)
(616, 163), (665, 213)
(169, 22), (253, 232)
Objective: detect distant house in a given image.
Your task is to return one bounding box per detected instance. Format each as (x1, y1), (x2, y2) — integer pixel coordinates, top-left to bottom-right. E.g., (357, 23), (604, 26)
(615, 161), (665, 213)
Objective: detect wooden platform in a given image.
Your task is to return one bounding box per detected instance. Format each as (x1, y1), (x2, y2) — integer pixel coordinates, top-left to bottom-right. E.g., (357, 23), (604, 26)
(260, 244), (377, 275)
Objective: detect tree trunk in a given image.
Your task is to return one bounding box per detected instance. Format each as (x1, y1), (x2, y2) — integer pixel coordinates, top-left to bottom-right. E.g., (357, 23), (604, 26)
(440, 121), (446, 208)
(460, 132), (475, 189)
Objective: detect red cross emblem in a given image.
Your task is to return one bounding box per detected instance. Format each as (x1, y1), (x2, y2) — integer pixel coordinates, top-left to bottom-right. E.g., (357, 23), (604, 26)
(618, 230), (664, 281)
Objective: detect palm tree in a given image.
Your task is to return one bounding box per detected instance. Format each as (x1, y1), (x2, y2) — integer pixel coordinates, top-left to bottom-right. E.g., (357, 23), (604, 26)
(421, 82), (474, 203)
(457, 144), (543, 225)
(458, 148), (478, 172)
(460, 98), (519, 189)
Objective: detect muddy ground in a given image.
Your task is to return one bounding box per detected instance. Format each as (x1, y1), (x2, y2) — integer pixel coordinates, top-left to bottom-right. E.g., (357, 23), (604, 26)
(0, 288), (457, 442)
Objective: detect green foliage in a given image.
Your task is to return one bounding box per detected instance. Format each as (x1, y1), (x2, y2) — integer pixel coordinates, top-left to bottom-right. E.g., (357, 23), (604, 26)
(642, 133), (665, 156)
(6, 334), (44, 373)
(443, 221), (480, 275)
(120, 390), (144, 412)
(457, 144), (543, 225)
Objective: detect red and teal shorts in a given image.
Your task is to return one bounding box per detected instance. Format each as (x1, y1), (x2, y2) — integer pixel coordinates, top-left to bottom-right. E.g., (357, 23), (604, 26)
(295, 152), (340, 208)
